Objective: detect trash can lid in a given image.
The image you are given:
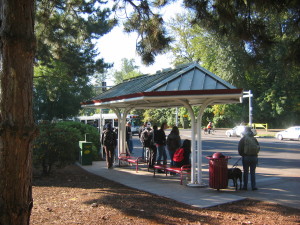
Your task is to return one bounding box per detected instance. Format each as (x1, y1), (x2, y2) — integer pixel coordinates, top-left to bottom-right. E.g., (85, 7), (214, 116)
(212, 152), (225, 159)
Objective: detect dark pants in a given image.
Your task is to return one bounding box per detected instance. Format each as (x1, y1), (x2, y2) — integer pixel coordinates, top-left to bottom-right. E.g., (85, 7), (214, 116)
(104, 146), (115, 168)
(157, 145), (167, 165)
(149, 145), (157, 167)
(126, 139), (133, 154)
(168, 150), (175, 166)
(242, 156), (258, 189)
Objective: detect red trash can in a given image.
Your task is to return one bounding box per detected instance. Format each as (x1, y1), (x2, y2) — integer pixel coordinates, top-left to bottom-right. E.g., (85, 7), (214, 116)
(206, 153), (231, 190)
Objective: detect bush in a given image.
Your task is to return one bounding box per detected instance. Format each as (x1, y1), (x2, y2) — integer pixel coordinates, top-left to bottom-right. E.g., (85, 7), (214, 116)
(56, 121), (101, 160)
(33, 121), (100, 175)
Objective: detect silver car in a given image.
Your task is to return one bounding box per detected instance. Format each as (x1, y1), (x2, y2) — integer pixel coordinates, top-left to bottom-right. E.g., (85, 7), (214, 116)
(226, 125), (257, 137)
(275, 126), (300, 141)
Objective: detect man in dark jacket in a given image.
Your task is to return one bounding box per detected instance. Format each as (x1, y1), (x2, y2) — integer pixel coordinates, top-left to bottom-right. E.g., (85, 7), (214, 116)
(148, 125), (158, 168)
(101, 123), (117, 169)
(156, 122), (167, 165)
(126, 122), (133, 155)
(167, 126), (181, 166)
(238, 127), (260, 191)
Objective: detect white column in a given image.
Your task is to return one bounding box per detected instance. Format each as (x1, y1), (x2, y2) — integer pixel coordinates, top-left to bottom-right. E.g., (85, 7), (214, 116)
(111, 108), (122, 156)
(196, 100), (213, 186)
(177, 100), (196, 184)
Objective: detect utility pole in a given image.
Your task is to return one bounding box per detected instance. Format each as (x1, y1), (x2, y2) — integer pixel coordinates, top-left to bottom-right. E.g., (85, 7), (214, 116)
(175, 107), (178, 126)
(243, 90), (253, 126)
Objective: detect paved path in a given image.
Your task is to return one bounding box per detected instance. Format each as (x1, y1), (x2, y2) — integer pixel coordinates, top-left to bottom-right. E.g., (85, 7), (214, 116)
(78, 160), (300, 210)
(79, 132), (300, 209)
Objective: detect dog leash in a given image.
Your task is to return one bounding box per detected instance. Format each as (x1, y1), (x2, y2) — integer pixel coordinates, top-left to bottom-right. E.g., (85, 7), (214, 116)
(232, 157), (242, 168)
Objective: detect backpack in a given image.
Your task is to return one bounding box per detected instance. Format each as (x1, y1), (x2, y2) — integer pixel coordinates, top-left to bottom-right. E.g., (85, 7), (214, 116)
(173, 148), (184, 162)
(141, 129), (151, 147)
(244, 136), (260, 156)
(103, 130), (115, 147)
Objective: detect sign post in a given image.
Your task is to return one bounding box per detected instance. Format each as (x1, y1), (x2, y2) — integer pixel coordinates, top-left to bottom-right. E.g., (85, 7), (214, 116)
(243, 90), (253, 126)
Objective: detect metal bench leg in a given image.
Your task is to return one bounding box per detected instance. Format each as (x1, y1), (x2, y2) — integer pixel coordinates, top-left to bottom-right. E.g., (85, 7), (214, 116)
(180, 172), (183, 185)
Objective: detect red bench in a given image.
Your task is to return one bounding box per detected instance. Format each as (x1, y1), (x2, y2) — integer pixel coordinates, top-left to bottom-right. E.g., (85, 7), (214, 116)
(153, 164), (191, 185)
(118, 153), (144, 173)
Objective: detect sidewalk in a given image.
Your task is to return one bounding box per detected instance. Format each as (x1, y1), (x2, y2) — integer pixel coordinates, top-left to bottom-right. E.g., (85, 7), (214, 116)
(78, 160), (300, 210)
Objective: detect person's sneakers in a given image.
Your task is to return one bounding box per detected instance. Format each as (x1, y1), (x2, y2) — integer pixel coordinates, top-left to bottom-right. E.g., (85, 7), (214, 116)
(252, 187), (258, 191)
(242, 187), (247, 190)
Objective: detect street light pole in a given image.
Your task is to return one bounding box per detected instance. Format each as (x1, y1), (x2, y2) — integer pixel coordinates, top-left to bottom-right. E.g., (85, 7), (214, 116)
(243, 90), (253, 126)
(175, 107), (178, 126)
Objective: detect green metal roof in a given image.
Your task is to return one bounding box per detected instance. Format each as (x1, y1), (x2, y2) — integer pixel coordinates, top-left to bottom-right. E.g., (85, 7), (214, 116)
(81, 62), (242, 109)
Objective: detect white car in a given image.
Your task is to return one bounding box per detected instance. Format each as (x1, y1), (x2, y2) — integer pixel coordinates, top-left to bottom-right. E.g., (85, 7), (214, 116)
(275, 126), (300, 141)
(226, 125), (257, 137)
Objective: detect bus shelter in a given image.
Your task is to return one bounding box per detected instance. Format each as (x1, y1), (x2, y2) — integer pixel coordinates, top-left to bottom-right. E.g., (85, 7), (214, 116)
(81, 62), (243, 186)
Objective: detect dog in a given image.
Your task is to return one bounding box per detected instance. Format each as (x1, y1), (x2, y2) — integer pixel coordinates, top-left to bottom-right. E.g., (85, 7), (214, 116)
(228, 167), (242, 190)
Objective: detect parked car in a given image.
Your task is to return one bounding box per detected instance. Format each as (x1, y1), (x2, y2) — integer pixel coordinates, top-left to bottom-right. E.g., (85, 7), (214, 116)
(225, 125), (257, 137)
(275, 126), (300, 141)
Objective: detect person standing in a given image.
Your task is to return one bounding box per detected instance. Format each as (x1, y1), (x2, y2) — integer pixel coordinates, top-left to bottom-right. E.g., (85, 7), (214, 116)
(101, 123), (117, 169)
(139, 122), (147, 140)
(156, 122), (167, 165)
(126, 122), (133, 155)
(238, 126), (260, 190)
(140, 122), (152, 160)
(166, 126), (181, 166)
(148, 125), (158, 168)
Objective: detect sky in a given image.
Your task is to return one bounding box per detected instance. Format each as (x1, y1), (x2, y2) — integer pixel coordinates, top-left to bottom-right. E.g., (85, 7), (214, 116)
(96, 1), (185, 85)
(96, 26), (173, 74)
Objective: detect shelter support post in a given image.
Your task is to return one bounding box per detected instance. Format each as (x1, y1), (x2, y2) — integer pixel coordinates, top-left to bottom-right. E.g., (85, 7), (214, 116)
(111, 107), (132, 160)
(196, 100), (213, 186)
(177, 100), (197, 184)
(178, 99), (212, 187)
(110, 108), (122, 157)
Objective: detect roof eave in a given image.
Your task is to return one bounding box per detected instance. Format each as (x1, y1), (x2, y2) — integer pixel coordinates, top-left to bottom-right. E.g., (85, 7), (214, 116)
(81, 89), (243, 109)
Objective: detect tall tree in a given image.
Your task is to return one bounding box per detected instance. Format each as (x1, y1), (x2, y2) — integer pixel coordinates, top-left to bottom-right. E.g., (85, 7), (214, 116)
(168, 11), (300, 127)
(112, 58), (141, 84)
(112, 0), (172, 65)
(0, 0), (37, 224)
(36, 0), (115, 67)
(34, 0), (116, 120)
(34, 61), (94, 120)
(117, 0), (299, 68)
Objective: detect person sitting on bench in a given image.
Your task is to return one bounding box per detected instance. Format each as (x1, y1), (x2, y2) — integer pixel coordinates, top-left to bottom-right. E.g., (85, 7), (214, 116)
(173, 139), (191, 168)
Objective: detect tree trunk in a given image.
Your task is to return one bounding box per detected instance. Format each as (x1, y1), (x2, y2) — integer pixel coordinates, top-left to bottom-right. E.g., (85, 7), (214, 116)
(0, 0), (37, 224)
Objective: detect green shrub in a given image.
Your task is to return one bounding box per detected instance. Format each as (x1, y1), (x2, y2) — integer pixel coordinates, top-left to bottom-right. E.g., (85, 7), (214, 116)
(33, 121), (100, 175)
(58, 121), (100, 149)
(56, 121), (101, 160)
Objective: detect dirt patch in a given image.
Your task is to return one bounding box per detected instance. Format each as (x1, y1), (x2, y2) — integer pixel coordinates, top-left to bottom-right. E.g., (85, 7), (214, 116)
(31, 165), (300, 224)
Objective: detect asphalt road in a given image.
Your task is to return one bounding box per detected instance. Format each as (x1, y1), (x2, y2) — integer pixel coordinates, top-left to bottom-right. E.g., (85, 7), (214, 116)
(131, 129), (300, 178)
(179, 129), (300, 178)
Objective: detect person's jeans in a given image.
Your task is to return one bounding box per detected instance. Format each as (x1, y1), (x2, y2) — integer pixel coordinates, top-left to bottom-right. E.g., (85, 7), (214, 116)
(157, 145), (167, 164)
(242, 156), (258, 189)
(168, 150), (175, 166)
(127, 139), (133, 154)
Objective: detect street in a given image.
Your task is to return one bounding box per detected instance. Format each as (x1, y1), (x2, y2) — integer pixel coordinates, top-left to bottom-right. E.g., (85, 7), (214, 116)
(119, 128), (300, 209)
(131, 129), (300, 178)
